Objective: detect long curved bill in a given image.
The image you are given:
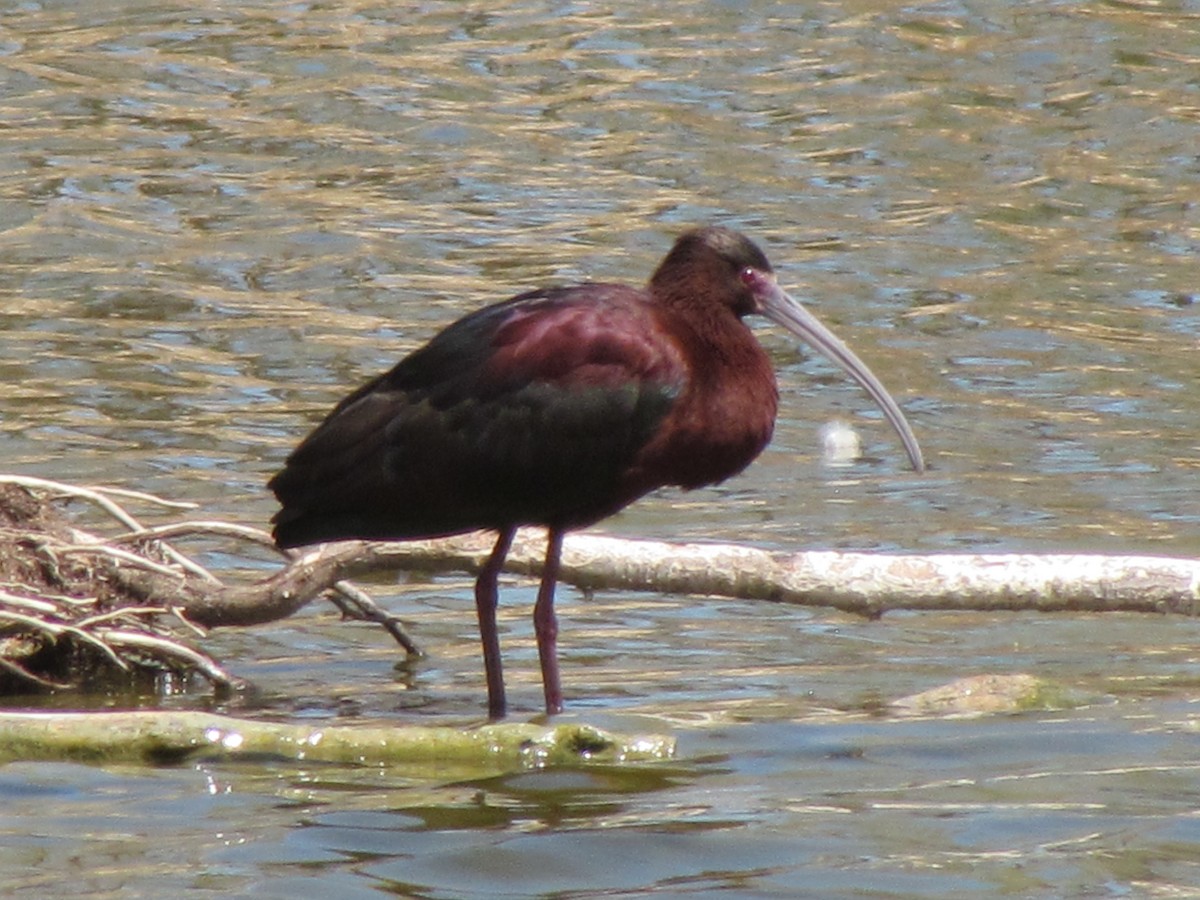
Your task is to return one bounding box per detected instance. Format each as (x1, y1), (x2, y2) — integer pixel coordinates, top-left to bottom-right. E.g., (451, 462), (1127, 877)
(757, 281), (925, 473)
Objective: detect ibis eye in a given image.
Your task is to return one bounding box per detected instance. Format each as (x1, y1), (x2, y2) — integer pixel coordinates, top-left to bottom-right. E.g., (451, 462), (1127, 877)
(739, 267), (758, 287)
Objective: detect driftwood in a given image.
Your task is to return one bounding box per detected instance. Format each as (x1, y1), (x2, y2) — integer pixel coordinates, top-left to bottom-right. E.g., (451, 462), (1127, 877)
(0, 475), (416, 693)
(225, 532), (1200, 622)
(1, 474), (1198, 695)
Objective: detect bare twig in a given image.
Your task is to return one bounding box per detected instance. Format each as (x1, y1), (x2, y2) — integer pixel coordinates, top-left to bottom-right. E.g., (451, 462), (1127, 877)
(79, 486), (198, 511)
(56, 540), (189, 581)
(325, 580), (422, 657)
(106, 520), (277, 548)
(97, 630), (242, 689)
(0, 590), (61, 615)
(103, 520), (421, 653)
(0, 479), (273, 691)
(0, 657), (69, 690)
(74, 606), (171, 629)
(0, 475), (218, 584)
(0, 610), (130, 670)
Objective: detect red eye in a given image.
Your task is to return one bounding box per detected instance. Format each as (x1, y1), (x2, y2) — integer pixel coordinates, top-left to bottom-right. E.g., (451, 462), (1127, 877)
(739, 267), (758, 287)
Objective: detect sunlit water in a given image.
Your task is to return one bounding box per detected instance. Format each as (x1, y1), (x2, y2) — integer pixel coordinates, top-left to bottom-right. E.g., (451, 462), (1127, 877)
(1, 1), (1199, 896)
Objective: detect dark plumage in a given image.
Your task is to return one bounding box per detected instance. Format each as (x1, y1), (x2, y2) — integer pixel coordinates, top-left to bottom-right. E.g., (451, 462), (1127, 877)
(270, 226), (923, 717)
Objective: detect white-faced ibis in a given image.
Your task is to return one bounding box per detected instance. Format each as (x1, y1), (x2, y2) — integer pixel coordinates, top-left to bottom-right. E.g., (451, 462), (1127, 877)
(269, 226), (924, 718)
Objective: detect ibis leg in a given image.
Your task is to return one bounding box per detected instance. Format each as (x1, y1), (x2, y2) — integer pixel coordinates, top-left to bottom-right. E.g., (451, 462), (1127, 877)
(476, 527), (515, 719)
(534, 528), (565, 715)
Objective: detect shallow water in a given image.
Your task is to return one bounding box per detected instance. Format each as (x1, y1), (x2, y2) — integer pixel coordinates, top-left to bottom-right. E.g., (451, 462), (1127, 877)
(1, 1), (1199, 896)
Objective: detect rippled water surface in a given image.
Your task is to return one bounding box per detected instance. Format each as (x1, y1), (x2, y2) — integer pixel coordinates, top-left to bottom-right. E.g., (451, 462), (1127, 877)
(1, 1), (1199, 897)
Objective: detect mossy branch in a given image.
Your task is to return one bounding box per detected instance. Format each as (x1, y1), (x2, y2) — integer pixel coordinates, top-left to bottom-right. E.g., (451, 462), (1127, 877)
(0, 710), (675, 770)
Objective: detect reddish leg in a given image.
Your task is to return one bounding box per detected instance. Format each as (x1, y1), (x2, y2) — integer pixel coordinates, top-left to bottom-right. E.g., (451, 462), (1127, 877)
(476, 527), (515, 720)
(534, 528), (565, 715)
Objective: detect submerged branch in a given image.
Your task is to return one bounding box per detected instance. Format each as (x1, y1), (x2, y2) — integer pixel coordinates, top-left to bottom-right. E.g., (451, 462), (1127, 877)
(0, 710), (675, 769)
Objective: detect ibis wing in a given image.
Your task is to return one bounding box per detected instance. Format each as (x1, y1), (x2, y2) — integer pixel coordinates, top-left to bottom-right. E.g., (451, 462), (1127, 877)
(269, 287), (687, 547)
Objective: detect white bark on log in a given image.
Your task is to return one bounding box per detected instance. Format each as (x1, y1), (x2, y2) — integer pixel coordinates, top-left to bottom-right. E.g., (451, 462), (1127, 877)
(185, 528), (1200, 628)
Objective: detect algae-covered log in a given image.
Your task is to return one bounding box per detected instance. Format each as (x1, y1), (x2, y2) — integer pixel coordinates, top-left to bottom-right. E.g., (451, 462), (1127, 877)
(0, 711), (674, 772)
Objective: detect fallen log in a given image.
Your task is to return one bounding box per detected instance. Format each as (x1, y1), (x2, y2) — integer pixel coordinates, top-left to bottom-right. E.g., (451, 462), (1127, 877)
(213, 531), (1200, 622)
(1, 474), (1197, 696)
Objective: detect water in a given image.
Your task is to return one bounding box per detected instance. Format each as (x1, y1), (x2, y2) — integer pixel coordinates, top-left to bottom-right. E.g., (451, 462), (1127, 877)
(1, 0), (1199, 896)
